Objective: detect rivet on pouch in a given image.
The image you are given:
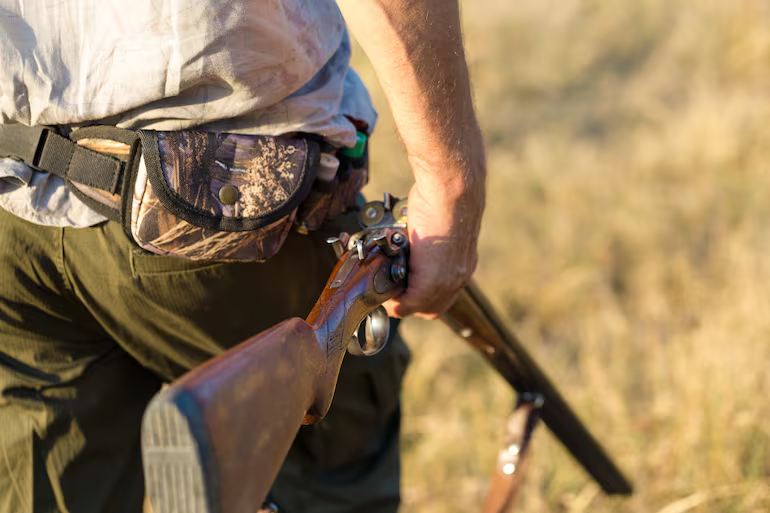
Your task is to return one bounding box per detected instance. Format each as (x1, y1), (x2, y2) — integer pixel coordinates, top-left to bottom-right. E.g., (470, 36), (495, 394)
(219, 184), (239, 205)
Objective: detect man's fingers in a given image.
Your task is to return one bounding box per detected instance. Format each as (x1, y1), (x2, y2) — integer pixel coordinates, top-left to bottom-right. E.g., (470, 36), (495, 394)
(383, 285), (462, 319)
(383, 258), (469, 318)
(382, 298), (401, 319)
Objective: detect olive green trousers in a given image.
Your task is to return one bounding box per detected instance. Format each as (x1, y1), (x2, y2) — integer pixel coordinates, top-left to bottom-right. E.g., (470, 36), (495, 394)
(0, 206), (409, 513)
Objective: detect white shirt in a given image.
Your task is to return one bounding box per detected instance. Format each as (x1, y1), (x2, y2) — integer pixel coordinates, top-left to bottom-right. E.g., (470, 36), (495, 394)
(0, 0), (376, 226)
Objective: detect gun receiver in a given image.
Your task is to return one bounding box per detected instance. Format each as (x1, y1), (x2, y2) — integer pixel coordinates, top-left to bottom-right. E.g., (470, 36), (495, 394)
(443, 284), (633, 495)
(141, 199), (409, 513)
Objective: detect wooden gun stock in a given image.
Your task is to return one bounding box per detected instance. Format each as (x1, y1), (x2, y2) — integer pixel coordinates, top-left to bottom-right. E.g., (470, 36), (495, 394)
(443, 282), (633, 495)
(141, 190), (632, 512)
(141, 243), (405, 513)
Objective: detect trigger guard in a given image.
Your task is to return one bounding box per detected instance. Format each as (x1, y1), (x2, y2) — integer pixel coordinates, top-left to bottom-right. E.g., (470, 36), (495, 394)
(347, 306), (390, 357)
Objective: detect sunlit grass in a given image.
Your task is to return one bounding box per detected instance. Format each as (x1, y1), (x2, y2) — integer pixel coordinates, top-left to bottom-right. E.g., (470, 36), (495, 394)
(356, 1), (770, 511)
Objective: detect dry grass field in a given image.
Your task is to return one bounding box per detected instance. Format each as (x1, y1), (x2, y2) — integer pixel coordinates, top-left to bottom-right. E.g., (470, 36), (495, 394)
(355, 1), (770, 511)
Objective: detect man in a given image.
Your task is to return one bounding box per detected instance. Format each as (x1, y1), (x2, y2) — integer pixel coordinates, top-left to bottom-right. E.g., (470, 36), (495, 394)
(0, 1), (486, 512)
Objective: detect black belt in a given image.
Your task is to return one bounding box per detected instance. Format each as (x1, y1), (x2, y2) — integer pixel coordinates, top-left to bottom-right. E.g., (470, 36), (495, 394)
(0, 124), (126, 194)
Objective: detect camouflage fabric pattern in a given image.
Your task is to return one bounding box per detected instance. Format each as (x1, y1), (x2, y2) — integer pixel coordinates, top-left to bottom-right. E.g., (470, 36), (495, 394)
(130, 132), (309, 262)
(70, 181), (122, 213)
(159, 131), (309, 219)
(295, 164), (368, 232)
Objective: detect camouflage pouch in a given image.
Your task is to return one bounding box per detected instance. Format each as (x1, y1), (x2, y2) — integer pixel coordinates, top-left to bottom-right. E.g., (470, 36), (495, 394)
(65, 127), (366, 263)
(294, 156), (369, 233)
(125, 130), (321, 262)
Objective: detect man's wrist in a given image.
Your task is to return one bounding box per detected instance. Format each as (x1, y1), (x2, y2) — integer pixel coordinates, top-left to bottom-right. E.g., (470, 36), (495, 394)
(410, 171), (486, 241)
(408, 140), (486, 198)
(417, 176), (485, 211)
(411, 156), (486, 202)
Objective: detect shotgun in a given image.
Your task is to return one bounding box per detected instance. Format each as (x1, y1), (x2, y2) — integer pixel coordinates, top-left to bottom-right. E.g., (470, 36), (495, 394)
(141, 196), (409, 513)
(443, 286), (633, 495)
(141, 195), (632, 513)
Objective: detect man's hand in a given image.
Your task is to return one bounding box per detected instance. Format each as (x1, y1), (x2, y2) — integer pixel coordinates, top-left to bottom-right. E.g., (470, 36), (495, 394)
(338, 0), (487, 317)
(384, 178), (483, 319)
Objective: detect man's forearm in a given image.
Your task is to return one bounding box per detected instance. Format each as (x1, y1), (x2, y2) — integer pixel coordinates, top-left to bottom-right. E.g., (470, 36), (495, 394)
(338, 0), (485, 317)
(337, 0), (485, 199)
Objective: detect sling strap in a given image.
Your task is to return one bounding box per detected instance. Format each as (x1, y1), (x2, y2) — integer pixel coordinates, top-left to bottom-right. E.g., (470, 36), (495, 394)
(0, 124), (123, 194)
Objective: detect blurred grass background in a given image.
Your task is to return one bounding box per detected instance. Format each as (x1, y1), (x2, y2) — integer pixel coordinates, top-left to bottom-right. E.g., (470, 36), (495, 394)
(354, 0), (770, 511)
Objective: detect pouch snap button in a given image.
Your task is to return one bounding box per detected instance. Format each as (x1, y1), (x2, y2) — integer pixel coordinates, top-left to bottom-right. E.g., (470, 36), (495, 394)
(219, 185), (239, 205)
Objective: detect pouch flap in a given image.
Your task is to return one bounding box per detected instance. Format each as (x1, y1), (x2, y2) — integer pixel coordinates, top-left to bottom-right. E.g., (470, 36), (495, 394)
(138, 130), (320, 232)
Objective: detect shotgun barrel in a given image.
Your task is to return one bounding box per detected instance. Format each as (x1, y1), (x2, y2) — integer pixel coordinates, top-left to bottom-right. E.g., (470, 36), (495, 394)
(443, 282), (633, 495)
